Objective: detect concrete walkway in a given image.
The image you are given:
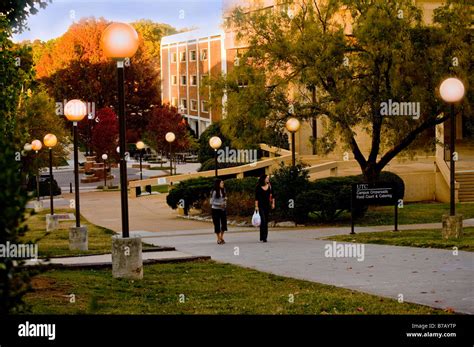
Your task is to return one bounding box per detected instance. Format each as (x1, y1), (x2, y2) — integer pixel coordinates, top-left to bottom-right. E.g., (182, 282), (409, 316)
(77, 191), (474, 314)
(25, 250), (210, 268)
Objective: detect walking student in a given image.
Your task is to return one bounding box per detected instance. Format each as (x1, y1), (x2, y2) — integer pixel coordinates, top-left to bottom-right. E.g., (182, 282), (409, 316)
(210, 179), (228, 244)
(255, 174), (275, 242)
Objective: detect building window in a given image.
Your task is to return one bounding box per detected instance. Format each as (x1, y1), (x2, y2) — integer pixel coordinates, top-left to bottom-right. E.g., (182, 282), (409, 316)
(171, 97), (178, 107)
(180, 98), (187, 111)
(201, 100), (209, 113)
(180, 75), (187, 85)
(190, 99), (198, 111)
(171, 75), (177, 85)
(200, 48), (208, 61)
(189, 50), (197, 61)
(171, 52), (177, 63)
(190, 75), (197, 86)
(180, 51), (186, 62)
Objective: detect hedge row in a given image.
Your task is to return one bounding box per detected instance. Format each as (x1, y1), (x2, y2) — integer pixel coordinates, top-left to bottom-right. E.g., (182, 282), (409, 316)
(166, 169), (405, 223)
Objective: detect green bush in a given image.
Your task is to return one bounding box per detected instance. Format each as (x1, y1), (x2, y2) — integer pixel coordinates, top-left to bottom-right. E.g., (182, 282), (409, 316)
(197, 122), (232, 164)
(294, 172), (405, 223)
(271, 163), (311, 221)
(166, 177), (214, 215)
(167, 176), (259, 216)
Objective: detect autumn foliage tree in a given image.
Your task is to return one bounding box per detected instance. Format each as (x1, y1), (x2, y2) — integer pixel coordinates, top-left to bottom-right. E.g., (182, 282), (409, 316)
(91, 107), (119, 162)
(144, 105), (194, 155)
(32, 17), (176, 142)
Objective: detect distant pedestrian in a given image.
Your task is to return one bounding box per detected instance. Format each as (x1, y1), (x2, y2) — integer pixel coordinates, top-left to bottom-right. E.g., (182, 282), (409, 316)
(210, 179), (228, 244)
(255, 174), (275, 242)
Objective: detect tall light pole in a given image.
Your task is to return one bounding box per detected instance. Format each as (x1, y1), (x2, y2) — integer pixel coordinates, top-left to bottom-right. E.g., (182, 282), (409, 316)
(166, 132), (176, 176)
(102, 22), (143, 280)
(439, 77), (465, 239)
(31, 140), (42, 203)
(286, 117), (301, 168)
(43, 134), (58, 216)
(102, 153), (108, 189)
(209, 136), (222, 177)
(44, 134), (59, 232)
(136, 141), (145, 180)
(64, 99), (88, 251)
(102, 22), (139, 239)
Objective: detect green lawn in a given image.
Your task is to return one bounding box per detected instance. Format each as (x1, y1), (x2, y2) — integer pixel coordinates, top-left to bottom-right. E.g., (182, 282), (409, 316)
(24, 260), (448, 315)
(21, 209), (153, 258)
(306, 202), (474, 227)
(324, 227), (474, 252)
(148, 166), (172, 171)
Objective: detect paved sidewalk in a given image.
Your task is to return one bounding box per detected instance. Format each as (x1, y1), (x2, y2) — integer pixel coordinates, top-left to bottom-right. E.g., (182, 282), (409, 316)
(25, 250), (210, 268)
(77, 191), (474, 314)
(141, 229), (473, 314)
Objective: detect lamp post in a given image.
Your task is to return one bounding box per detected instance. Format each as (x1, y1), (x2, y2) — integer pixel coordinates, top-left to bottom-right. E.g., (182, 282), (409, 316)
(64, 99), (88, 251)
(102, 22), (139, 239)
(44, 134), (59, 231)
(286, 117), (301, 168)
(136, 141), (145, 180)
(439, 77), (465, 239)
(166, 132), (176, 176)
(102, 154), (108, 189)
(31, 140), (42, 203)
(102, 22), (143, 280)
(43, 134), (57, 215)
(209, 136), (222, 177)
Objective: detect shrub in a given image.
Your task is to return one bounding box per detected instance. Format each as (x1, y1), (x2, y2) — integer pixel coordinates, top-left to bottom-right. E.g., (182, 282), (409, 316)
(270, 163), (311, 221)
(167, 176), (258, 216)
(166, 177), (214, 215)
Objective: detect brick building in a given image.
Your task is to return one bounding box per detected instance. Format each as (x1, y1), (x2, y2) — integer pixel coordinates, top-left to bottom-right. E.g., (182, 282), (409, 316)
(160, 28), (227, 136)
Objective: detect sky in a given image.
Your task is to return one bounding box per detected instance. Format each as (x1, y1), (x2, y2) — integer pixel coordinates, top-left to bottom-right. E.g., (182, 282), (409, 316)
(13, 0), (224, 42)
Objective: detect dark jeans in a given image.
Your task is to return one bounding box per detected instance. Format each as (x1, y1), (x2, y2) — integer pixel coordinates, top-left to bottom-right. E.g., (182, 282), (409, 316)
(259, 207), (270, 241)
(212, 208), (227, 234)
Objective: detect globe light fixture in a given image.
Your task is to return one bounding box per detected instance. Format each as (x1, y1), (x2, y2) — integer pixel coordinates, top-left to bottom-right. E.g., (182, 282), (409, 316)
(285, 118), (301, 167)
(43, 134), (58, 216)
(165, 132), (176, 176)
(209, 136), (222, 177)
(438, 77), (465, 219)
(102, 22), (140, 244)
(31, 139), (42, 152)
(64, 99), (88, 239)
(136, 141), (145, 180)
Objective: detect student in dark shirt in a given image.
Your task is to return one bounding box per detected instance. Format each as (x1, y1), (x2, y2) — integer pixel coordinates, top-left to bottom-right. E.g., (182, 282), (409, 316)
(255, 174), (275, 242)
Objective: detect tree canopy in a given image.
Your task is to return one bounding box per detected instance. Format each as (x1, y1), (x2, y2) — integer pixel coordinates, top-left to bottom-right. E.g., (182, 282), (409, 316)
(216, 0), (472, 181)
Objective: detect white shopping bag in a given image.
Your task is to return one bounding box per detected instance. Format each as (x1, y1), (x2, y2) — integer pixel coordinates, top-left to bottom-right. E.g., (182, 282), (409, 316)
(252, 210), (261, 227)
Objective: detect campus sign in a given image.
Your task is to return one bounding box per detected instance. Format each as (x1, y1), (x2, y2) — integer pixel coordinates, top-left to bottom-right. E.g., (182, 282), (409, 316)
(350, 182), (399, 234)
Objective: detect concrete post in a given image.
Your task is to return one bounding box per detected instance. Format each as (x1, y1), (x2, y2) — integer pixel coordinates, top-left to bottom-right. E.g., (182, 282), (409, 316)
(112, 235), (143, 280)
(46, 214), (59, 231)
(442, 214), (463, 239)
(69, 226), (88, 251)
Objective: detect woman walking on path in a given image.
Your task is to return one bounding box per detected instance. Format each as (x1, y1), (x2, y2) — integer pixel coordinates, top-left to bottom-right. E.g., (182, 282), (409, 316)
(255, 174), (275, 242)
(210, 179), (228, 244)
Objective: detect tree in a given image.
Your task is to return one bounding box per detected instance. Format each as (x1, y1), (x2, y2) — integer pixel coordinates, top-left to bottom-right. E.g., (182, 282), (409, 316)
(197, 122), (232, 164)
(32, 17), (176, 140)
(17, 90), (69, 174)
(0, 0), (50, 33)
(219, 0), (472, 182)
(143, 105), (194, 155)
(0, 11), (43, 315)
(91, 107), (119, 162)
